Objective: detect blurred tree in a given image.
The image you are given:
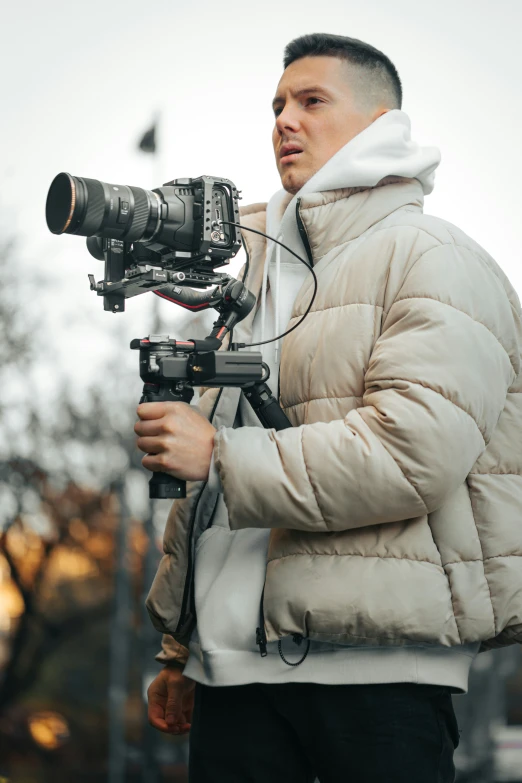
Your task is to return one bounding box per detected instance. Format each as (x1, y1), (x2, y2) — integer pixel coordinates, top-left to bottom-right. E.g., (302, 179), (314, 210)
(0, 230), (131, 778)
(0, 230), (192, 781)
(0, 459), (117, 712)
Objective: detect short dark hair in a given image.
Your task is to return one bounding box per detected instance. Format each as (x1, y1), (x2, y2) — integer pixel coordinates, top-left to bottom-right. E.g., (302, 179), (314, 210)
(283, 33), (402, 111)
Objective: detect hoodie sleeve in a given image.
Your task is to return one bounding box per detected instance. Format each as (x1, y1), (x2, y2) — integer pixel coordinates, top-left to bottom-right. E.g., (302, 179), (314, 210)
(213, 243), (519, 532)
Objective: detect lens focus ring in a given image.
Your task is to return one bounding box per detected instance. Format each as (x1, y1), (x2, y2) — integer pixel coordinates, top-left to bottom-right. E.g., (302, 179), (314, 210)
(129, 187), (150, 240)
(79, 178), (106, 235)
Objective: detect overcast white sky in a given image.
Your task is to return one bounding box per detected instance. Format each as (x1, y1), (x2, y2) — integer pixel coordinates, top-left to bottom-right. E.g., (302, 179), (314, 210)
(1, 0), (521, 402)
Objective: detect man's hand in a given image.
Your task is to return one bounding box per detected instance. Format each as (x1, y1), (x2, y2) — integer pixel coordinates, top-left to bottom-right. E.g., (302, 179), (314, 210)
(135, 401), (217, 482)
(147, 666), (196, 735)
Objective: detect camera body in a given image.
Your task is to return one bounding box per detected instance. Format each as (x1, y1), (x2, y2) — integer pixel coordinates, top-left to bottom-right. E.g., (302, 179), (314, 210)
(141, 175), (242, 263)
(46, 172), (243, 312)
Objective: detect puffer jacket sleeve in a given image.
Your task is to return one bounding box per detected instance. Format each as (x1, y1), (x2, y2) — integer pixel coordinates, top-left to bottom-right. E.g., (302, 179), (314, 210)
(214, 243), (520, 532)
(155, 633), (189, 668)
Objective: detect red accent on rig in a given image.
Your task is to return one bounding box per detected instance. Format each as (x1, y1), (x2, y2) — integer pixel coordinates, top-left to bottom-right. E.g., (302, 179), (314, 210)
(154, 291), (209, 311)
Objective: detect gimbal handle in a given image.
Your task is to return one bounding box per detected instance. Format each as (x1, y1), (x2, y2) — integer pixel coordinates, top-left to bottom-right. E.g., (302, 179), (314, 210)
(140, 381), (194, 499)
(134, 273), (292, 501)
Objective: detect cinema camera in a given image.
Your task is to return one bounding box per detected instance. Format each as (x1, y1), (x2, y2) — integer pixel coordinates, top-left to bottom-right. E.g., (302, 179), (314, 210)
(45, 172), (295, 500)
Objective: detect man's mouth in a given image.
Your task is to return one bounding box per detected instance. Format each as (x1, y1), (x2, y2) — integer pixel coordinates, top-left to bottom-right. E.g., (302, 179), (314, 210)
(280, 144), (303, 163)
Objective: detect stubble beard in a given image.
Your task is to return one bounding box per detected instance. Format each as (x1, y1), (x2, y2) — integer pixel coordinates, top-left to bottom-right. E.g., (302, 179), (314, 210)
(281, 165), (308, 195)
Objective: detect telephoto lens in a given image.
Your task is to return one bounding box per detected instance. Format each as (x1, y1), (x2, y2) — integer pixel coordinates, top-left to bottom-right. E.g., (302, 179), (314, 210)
(45, 172), (162, 243)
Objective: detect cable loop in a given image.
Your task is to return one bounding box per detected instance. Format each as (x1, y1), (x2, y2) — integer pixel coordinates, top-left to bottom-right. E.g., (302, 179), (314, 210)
(220, 220), (318, 349)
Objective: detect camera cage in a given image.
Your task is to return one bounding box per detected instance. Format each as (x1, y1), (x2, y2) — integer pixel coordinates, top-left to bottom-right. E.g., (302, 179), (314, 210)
(86, 175), (243, 313)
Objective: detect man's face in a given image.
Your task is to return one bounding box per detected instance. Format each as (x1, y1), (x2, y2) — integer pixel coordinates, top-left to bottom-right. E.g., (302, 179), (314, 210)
(272, 56), (387, 194)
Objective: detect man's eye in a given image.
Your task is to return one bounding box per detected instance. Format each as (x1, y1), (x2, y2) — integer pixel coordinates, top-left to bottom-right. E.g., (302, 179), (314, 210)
(273, 97), (322, 117)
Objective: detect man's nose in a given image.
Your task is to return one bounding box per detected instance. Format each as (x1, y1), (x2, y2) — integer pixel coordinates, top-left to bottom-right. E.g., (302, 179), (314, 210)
(275, 105), (301, 135)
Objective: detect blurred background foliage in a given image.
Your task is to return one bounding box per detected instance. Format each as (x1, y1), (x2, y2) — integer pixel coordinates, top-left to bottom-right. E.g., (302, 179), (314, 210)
(0, 229), (194, 781)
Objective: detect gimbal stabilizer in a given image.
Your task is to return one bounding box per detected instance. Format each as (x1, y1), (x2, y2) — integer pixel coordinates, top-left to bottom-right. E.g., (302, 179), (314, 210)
(44, 172), (315, 501)
(131, 273), (292, 499)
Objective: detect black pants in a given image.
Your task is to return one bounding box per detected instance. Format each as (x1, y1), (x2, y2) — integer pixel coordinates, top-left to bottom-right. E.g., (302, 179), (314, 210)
(188, 681), (460, 783)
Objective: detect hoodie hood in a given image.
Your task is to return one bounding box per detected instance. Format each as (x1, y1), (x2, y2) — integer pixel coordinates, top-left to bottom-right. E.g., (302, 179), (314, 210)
(258, 109), (441, 367)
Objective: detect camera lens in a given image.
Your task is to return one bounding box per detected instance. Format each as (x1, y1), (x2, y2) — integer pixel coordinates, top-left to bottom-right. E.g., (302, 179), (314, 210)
(45, 172), (160, 242)
(46, 172), (77, 234)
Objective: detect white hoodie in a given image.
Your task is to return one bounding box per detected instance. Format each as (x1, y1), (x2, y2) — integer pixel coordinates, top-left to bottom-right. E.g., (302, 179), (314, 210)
(183, 110), (479, 689)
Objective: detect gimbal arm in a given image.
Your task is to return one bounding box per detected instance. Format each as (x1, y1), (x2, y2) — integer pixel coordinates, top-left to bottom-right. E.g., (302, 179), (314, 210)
(154, 283), (224, 312)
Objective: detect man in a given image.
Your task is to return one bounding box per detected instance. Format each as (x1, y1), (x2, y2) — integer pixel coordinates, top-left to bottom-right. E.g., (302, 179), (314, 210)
(135, 33), (522, 782)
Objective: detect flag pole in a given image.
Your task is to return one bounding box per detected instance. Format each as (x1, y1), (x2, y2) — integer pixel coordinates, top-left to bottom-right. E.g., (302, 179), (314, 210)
(152, 110), (162, 187)
(150, 111), (162, 334)
(136, 110), (164, 779)
(145, 112), (163, 780)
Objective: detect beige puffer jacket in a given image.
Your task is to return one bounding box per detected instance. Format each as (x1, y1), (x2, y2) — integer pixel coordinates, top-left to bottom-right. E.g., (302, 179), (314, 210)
(148, 177), (522, 668)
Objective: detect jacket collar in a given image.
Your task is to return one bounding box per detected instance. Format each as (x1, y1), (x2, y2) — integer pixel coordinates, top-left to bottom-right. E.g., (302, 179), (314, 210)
(239, 176), (424, 267)
(234, 176), (425, 344)
(298, 176), (424, 262)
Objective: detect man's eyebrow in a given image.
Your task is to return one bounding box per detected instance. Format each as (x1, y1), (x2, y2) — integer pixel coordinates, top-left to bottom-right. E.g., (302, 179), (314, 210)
(271, 86), (332, 109)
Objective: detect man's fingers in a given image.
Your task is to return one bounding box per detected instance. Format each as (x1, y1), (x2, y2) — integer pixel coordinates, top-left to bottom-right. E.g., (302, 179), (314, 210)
(148, 711), (191, 735)
(147, 681), (174, 733)
(137, 401), (189, 421)
(146, 672), (193, 736)
(136, 436), (168, 455)
(134, 418), (167, 437)
(136, 402), (167, 420)
(148, 691), (190, 735)
(165, 691), (183, 728)
(148, 701), (170, 732)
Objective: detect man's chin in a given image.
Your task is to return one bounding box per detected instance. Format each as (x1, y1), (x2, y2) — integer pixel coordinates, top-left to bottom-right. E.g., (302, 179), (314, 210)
(281, 172), (307, 195)
(281, 177), (308, 196)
